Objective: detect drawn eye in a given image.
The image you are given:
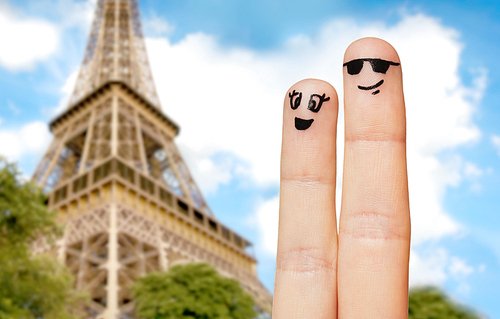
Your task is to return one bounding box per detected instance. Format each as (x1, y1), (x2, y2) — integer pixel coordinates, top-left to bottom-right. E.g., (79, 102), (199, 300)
(371, 59), (391, 74)
(308, 93), (330, 113)
(289, 90), (302, 110)
(345, 60), (363, 75)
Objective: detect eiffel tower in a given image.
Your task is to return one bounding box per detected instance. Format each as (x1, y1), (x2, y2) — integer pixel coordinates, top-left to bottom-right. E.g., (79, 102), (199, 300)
(32, 0), (272, 317)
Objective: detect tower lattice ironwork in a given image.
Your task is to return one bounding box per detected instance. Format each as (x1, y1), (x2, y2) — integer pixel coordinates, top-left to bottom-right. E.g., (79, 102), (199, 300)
(32, 0), (272, 317)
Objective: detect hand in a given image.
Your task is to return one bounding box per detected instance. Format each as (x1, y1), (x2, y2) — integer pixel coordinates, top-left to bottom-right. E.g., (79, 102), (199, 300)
(273, 38), (411, 318)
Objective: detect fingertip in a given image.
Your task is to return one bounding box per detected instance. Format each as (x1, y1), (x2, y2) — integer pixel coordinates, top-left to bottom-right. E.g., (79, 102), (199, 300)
(283, 78), (338, 135)
(343, 37), (400, 65)
(281, 78), (339, 181)
(342, 38), (405, 140)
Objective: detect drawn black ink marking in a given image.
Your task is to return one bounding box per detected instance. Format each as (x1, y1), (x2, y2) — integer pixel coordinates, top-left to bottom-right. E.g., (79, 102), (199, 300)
(343, 58), (399, 75)
(289, 90), (302, 110)
(295, 117), (314, 130)
(289, 91), (330, 130)
(307, 93), (330, 113)
(343, 58), (399, 94)
(358, 79), (384, 91)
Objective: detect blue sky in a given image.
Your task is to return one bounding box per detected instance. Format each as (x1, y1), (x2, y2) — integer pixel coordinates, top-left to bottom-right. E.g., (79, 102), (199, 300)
(0, 0), (499, 317)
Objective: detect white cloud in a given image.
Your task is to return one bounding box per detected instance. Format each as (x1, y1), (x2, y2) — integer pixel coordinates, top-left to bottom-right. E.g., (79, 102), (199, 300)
(146, 34), (286, 188)
(408, 154), (462, 244)
(19, 0), (95, 31)
(0, 121), (52, 161)
(492, 135), (500, 157)
(464, 162), (483, 178)
(463, 161), (483, 193)
(46, 68), (79, 116)
(253, 196), (279, 256)
(410, 248), (449, 286)
(178, 145), (247, 195)
(410, 249), (476, 292)
(0, 2), (59, 71)
(54, 0), (95, 30)
(449, 256), (474, 279)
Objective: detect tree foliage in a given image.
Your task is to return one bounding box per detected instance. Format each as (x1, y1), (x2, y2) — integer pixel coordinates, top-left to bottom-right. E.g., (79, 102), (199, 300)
(0, 158), (60, 247)
(132, 263), (256, 319)
(409, 287), (482, 319)
(0, 157), (83, 319)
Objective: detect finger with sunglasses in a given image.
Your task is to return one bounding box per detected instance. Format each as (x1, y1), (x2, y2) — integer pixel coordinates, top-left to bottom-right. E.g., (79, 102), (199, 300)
(273, 37), (410, 319)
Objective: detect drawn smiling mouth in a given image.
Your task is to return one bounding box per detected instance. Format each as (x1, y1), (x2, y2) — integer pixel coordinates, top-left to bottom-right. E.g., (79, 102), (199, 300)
(295, 117), (314, 130)
(358, 79), (384, 95)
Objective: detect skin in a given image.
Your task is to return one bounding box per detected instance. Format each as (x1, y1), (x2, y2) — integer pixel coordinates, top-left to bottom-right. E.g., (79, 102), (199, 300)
(273, 37), (410, 319)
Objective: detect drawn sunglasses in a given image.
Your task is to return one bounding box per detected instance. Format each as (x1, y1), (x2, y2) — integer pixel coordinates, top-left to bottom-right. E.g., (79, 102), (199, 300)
(343, 58), (400, 75)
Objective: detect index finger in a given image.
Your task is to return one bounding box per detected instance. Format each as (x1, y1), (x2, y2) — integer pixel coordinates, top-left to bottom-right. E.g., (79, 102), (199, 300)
(273, 79), (339, 319)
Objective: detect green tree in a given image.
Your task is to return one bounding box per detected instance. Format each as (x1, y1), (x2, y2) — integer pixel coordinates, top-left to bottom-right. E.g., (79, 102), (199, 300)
(0, 157), (83, 319)
(132, 263), (256, 319)
(409, 287), (482, 319)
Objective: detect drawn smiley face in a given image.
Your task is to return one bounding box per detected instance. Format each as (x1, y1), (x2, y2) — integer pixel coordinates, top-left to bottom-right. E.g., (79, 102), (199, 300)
(289, 90), (330, 130)
(343, 58), (400, 95)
